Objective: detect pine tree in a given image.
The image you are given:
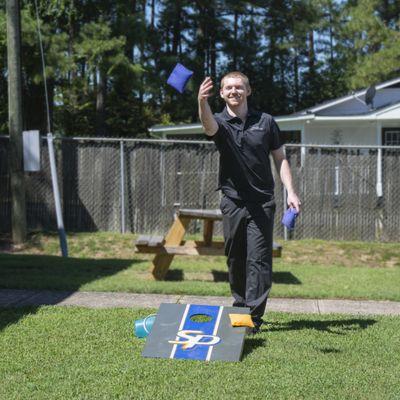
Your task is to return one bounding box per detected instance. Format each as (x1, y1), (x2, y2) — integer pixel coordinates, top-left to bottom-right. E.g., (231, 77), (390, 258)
(341, 0), (400, 89)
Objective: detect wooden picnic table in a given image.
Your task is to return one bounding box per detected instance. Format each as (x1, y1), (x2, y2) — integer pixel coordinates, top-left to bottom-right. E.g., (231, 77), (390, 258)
(134, 208), (282, 280)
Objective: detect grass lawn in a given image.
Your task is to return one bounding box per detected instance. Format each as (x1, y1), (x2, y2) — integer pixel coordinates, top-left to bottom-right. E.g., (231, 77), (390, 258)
(1, 306), (399, 400)
(1, 232), (399, 301)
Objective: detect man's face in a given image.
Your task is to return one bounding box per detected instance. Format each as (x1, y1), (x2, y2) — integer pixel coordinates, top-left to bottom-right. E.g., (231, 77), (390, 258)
(220, 77), (251, 107)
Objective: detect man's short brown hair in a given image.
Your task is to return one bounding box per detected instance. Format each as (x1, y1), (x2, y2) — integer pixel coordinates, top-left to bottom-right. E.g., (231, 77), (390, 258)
(220, 71), (251, 90)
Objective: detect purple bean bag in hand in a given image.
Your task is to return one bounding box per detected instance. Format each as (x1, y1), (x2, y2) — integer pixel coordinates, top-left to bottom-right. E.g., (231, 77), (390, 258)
(282, 208), (298, 230)
(167, 63), (194, 93)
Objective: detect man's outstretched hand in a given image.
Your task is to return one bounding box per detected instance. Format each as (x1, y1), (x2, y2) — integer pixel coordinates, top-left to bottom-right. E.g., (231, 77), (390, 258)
(198, 77), (218, 136)
(198, 77), (214, 102)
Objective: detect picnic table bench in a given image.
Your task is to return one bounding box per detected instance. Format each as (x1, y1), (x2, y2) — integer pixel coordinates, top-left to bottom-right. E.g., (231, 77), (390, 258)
(135, 208), (282, 280)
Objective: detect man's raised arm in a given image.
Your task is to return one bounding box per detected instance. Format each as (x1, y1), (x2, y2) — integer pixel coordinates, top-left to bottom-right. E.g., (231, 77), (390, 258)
(198, 77), (218, 136)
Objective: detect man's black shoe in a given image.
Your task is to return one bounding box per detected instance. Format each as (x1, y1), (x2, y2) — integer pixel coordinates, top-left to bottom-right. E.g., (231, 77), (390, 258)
(246, 326), (261, 336)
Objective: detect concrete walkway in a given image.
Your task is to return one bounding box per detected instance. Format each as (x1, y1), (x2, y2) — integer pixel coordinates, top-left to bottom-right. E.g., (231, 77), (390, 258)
(1, 289), (400, 316)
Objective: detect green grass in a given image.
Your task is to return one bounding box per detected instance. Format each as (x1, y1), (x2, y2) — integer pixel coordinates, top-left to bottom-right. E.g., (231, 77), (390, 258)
(1, 253), (400, 301)
(10, 232), (400, 269)
(1, 234), (399, 398)
(0, 306), (399, 400)
(1, 232), (400, 300)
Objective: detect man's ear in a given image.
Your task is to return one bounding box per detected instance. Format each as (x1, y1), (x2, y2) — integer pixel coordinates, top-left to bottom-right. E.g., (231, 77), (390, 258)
(220, 89), (224, 99)
(246, 87), (252, 97)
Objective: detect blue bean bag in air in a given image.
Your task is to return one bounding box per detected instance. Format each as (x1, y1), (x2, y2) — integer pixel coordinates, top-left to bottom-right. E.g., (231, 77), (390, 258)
(167, 63), (194, 93)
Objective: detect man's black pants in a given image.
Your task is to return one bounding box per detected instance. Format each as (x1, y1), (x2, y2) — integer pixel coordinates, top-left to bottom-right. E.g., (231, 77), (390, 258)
(220, 195), (275, 327)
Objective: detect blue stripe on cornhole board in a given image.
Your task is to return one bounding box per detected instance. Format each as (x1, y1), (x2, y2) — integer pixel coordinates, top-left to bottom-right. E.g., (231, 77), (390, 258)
(173, 304), (220, 361)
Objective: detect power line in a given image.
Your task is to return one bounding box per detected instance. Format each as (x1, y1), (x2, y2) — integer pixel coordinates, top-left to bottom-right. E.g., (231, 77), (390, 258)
(33, 0), (51, 133)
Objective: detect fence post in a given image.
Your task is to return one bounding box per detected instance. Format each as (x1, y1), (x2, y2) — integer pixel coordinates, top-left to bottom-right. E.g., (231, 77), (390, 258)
(120, 140), (126, 234)
(47, 133), (68, 256)
(160, 143), (166, 207)
(282, 185), (288, 240)
(283, 185), (288, 241)
(376, 148), (383, 197)
(300, 145), (306, 167)
(282, 144), (288, 240)
(375, 148), (383, 240)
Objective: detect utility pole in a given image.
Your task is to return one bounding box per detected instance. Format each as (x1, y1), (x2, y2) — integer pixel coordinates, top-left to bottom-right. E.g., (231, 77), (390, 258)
(6, 0), (27, 244)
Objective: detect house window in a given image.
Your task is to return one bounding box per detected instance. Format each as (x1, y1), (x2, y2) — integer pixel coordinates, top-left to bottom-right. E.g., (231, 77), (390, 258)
(280, 130), (302, 167)
(280, 130), (301, 145)
(382, 128), (400, 145)
(168, 134), (206, 140)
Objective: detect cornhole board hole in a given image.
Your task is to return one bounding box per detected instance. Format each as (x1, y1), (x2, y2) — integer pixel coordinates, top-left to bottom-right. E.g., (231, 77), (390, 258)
(142, 303), (249, 362)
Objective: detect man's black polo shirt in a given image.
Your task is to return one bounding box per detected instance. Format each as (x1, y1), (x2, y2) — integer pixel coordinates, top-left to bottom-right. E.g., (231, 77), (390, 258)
(209, 107), (282, 202)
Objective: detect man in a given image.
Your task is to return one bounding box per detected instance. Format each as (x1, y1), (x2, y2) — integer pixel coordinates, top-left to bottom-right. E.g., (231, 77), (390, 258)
(198, 72), (301, 333)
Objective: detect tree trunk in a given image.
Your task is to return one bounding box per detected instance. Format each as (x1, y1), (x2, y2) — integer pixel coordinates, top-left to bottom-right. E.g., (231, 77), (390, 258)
(196, 1), (206, 76)
(48, 79), (54, 133)
(96, 68), (107, 136)
(268, 38), (276, 109)
(208, 6), (216, 81)
(139, 0), (146, 105)
(294, 50), (299, 107)
(233, 9), (238, 69)
(308, 30), (315, 76)
(68, 0), (76, 82)
(6, 0), (27, 243)
(172, 1), (181, 56)
(150, 0), (155, 30)
(329, 12), (334, 63)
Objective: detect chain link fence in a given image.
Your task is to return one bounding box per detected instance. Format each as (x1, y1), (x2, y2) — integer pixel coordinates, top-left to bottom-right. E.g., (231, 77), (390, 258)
(0, 136), (57, 232)
(61, 138), (122, 231)
(1, 136), (399, 241)
(280, 145), (400, 241)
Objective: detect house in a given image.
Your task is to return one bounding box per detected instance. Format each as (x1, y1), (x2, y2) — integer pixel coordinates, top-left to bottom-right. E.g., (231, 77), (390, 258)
(148, 77), (400, 146)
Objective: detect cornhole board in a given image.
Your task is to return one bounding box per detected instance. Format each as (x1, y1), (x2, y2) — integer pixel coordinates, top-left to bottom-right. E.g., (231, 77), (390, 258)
(142, 303), (249, 362)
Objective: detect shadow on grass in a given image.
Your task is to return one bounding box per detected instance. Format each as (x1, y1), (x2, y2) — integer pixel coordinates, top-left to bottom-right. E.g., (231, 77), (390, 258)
(0, 253), (138, 332)
(211, 270), (301, 284)
(165, 269), (184, 281)
(267, 318), (377, 335)
(273, 272), (302, 284)
(0, 306), (40, 332)
(164, 269), (301, 284)
(242, 337), (267, 359)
